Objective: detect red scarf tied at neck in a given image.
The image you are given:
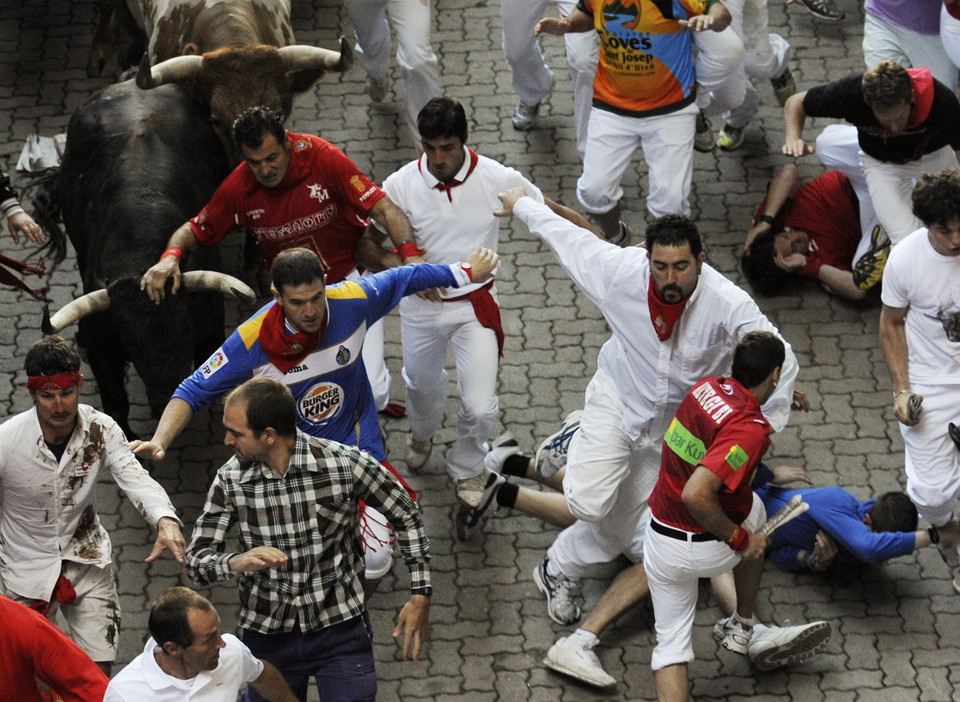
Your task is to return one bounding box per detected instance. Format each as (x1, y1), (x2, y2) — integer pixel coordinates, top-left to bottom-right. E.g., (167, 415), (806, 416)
(258, 303), (324, 372)
(647, 278), (690, 342)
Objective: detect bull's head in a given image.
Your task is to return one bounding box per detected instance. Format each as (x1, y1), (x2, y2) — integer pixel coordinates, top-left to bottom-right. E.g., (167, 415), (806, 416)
(136, 38), (352, 163)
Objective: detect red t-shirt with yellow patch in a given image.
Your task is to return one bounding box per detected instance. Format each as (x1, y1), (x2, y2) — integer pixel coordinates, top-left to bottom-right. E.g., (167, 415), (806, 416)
(649, 375), (771, 531)
(191, 132), (385, 283)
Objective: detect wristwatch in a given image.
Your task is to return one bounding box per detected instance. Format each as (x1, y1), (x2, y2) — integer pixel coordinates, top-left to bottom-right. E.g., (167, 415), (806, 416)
(412, 586), (432, 598)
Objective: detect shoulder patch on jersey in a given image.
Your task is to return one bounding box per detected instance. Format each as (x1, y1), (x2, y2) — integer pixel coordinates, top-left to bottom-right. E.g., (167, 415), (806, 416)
(349, 175), (368, 193)
(725, 444), (749, 471)
(199, 348), (229, 379)
(238, 308), (270, 349)
(292, 138), (312, 152)
(326, 280), (369, 300)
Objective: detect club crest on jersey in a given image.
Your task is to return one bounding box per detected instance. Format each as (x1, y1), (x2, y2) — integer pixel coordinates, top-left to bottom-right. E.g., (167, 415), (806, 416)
(349, 175), (368, 193)
(308, 184), (330, 203)
(298, 382), (344, 423)
(336, 345), (351, 366)
(199, 349), (228, 379)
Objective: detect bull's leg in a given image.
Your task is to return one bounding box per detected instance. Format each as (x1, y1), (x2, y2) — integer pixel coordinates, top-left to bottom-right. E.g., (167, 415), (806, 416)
(81, 317), (135, 439)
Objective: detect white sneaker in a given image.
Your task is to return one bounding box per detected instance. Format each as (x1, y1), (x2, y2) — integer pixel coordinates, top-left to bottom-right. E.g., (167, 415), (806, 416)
(748, 621), (831, 671)
(465, 469), (507, 530)
(366, 74), (391, 103)
(512, 101), (540, 130)
(456, 470), (490, 508)
(484, 433), (525, 473)
(544, 636), (616, 689)
(405, 436), (432, 470)
(713, 615), (752, 655)
(535, 410), (583, 479)
(533, 557), (582, 625)
(694, 109), (716, 153)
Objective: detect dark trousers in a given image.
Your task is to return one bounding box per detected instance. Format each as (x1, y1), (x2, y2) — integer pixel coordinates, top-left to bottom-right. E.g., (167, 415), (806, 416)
(241, 612), (377, 702)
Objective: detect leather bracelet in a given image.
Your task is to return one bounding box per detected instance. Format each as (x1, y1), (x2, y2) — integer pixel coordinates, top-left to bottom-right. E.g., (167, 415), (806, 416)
(757, 213), (776, 226)
(398, 241), (421, 259)
(161, 246), (183, 261)
(929, 526), (941, 544)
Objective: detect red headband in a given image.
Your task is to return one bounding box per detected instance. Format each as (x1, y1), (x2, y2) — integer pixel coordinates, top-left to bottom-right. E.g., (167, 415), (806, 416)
(26, 370), (83, 391)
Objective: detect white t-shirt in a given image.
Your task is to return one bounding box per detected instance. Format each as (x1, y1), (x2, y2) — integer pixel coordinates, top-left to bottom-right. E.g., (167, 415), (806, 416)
(104, 634), (263, 701)
(881, 227), (960, 385)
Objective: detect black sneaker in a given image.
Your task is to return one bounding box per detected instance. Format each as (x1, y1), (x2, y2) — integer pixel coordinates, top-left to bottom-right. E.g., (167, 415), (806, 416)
(798, 0), (844, 21)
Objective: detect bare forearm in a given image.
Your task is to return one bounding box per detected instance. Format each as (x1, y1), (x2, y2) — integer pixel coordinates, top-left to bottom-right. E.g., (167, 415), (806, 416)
(879, 307), (910, 391)
(151, 398), (194, 451)
(818, 265), (865, 301)
(544, 197), (601, 238)
(783, 93), (808, 143)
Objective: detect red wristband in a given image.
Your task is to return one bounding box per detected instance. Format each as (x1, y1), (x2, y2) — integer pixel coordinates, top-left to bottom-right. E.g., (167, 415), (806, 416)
(398, 241), (421, 259)
(726, 525), (749, 552)
(161, 247), (183, 261)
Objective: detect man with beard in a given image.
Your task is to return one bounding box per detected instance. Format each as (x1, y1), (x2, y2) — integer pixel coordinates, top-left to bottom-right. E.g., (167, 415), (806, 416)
(185, 379), (431, 701)
(491, 188), (799, 645)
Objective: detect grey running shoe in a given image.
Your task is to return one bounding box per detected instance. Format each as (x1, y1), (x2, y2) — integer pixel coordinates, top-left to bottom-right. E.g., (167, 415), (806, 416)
(366, 74), (391, 103)
(770, 67), (797, 106)
(748, 621), (831, 671)
(713, 615), (752, 655)
(512, 101), (540, 130)
(533, 558), (582, 625)
(695, 109), (716, 153)
(535, 410), (583, 479)
(405, 436), (432, 470)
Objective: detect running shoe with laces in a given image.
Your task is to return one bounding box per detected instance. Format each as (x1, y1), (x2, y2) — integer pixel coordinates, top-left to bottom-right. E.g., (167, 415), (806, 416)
(405, 436), (432, 470)
(798, 0), (844, 21)
(695, 109), (716, 153)
(484, 433), (525, 473)
(456, 469), (492, 508)
(713, 615), (753, 654)
(717, 123), (746, 151)
(544, 635), (617, 689)
(512, 101), (541, 131)
(770, 67), (797, 106)
(464, 469), (506, 530)
(747, 620), (831, 671)
(535, 410), (583, 480)
(533, 558), (582, 625)
(606, 221), (630, 247)
(851, 224), (890, 291)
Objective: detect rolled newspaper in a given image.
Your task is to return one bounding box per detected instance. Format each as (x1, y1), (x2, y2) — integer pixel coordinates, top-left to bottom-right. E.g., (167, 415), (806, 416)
(758, 493), (809, 537)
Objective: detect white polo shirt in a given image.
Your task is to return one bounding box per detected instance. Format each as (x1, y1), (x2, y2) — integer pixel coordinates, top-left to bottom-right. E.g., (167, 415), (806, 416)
(104, 634), (263, 701)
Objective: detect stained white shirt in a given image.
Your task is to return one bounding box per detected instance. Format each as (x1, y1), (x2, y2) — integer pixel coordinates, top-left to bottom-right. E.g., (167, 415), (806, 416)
(104, 634), (263, 701)
(0, 404), (179, 600)
(514, 197), (798, 438)
(882, 227), (960, 385)
(379, 146), (543, 298)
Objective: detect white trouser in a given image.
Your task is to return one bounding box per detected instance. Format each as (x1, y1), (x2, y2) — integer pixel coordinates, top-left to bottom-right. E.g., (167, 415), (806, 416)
(814, 124), (883, 262)
(500, 0), (598, 158)
(577, 103), (697, 218)
(861, 145), (959, 246)
(547, 371), (663, 578)
(863, 11), (958, 92)
(901, 383), (960, 530)
(694, 28), (747, 116)
(1, 561), (120, 662)
(349, 269), (391, 410)
(941, 4), (960, 71)
(400, 294), (499, 481)
(645, 495), (765, 671)
(718, 0), (791, 127)
(344, 0), (442, 143)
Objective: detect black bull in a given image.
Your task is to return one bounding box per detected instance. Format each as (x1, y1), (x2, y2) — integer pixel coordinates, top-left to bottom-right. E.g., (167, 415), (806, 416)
(35, 79), (254, 438)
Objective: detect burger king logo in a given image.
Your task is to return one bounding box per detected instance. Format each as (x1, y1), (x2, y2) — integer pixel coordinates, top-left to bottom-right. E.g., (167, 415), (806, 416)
(298, 381), (344, 424)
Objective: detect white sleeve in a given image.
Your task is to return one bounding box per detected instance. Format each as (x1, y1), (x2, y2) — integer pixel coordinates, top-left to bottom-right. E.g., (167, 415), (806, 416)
(513, 197), (631, 307)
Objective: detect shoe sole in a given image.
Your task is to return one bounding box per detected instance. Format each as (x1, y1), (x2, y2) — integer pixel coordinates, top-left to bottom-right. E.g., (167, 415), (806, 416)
(543, 655), (617, 689)
(751, 622), (831, 671)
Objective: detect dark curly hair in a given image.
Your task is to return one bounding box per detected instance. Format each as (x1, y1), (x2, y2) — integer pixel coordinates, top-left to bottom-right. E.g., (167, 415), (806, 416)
(739, 230), (797, 296)
(912, 169), (960, 228)
(232, 106), (286, 152)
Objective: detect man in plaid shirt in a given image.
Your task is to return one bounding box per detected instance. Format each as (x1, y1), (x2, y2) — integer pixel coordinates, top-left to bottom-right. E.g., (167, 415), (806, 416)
(185, 378), (430, 701)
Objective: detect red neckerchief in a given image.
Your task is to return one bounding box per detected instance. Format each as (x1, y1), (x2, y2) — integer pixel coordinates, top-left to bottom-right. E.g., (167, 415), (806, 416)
(257, 303), (326, 373)
(647, 278), (689, 342)
(27, 370), (83, 391)
(419, 148), (480, 202)
(905, 67), (934, 129)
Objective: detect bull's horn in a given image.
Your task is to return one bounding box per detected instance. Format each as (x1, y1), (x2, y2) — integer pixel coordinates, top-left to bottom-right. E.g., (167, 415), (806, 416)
(182, 271), (257, 304)
(279, 37), (353, 73)
(137, 52), (203, 90)
(45, 290), (111, 333)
